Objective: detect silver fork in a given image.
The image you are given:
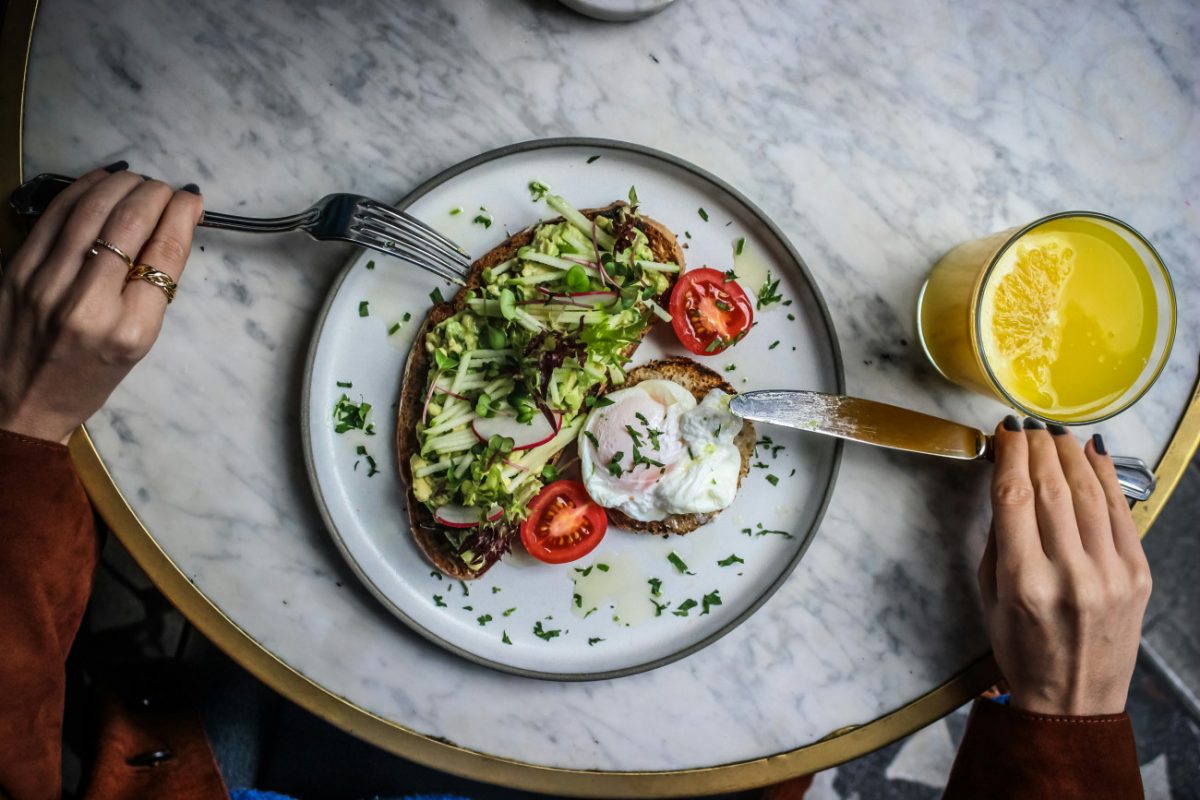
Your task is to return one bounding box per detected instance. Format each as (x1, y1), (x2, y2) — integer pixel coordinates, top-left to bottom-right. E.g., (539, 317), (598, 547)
(9, 173), (470, 284)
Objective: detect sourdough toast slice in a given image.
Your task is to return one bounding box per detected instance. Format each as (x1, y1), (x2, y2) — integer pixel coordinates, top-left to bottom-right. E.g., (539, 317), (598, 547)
(605, 357), (755, 536)
(396, 203), (685, 578)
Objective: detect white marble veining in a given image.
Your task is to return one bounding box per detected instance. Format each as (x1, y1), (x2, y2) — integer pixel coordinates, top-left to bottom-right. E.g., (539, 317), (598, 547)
(22, 0), (1200, 774)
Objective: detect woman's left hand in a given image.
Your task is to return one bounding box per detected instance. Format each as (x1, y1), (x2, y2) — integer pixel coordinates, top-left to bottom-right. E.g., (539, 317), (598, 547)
(0, 162), (202, 444)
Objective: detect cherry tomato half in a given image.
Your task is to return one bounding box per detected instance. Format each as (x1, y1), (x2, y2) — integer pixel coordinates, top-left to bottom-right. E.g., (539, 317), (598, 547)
(668, 267), (754, 355)
(519, 480), (608, 564)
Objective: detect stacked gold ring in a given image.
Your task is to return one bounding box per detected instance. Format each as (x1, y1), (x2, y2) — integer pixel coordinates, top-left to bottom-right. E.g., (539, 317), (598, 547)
(127, 264), (178, 304)
(87, 237), (134, 269)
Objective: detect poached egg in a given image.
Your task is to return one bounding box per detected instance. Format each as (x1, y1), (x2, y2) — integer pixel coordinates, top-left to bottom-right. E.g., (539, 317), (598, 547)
(579, 379), (743, 521)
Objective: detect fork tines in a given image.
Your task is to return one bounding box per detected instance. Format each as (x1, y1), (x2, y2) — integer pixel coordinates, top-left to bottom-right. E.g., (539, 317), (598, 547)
(355, 201), (470, 281)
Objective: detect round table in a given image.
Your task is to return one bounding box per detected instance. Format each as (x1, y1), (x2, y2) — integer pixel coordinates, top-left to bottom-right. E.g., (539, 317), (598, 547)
(3, 1), (1198, 795)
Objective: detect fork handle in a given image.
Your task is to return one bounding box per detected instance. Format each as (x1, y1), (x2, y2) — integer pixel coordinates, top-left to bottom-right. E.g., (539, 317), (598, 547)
(10, 173), (316, 233)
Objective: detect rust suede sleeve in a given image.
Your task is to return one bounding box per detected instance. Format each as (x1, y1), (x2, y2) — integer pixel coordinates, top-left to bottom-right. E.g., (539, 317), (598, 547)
(0, 429), (100, 800)
(944, 698), (1143, 799)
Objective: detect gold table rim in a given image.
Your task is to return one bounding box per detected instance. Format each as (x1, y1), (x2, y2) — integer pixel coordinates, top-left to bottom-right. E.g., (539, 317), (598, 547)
(3, 1), (1197, 795)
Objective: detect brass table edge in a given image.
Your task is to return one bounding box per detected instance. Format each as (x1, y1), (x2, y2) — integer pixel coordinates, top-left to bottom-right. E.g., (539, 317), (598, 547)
(4, 1), (1196, 793)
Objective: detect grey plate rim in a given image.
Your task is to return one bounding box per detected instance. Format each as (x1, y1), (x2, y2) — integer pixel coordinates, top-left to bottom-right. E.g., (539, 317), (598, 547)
(300, 136), (846, 682)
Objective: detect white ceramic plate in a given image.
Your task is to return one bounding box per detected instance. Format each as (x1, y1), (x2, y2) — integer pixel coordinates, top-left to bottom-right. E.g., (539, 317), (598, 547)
(303, 139), (843, 679)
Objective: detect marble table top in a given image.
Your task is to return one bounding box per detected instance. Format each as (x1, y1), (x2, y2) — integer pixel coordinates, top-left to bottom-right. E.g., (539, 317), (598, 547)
(21, 0), (1199, 779)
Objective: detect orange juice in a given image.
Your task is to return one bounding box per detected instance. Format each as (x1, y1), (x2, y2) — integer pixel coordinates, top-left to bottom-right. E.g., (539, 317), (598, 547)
(917, 213), (1175, 423)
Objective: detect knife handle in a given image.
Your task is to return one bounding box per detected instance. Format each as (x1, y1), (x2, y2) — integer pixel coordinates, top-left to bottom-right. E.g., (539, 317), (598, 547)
(983, 436), (1154, 501)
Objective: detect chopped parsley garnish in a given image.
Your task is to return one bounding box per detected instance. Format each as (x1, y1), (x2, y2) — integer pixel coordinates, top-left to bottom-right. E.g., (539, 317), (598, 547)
(651, 599), (670, 616)
(502, 631), (512, 645)
(698, 208), (709, 222)
(337, 380), (352, 388)
(430, 571), (442, 580)
(459, 580), (470, 597)
(722, 269), (738, 283)
(672, 599), (698, 617)
(742, 523), (794, 539)
(450, 207), (462, 216)
(528, 180), (551, 201)
(769, 340), (780, 350)
(498, 608), (516, 618)
(754, 461), (770, 469)
(715, 300), (733, 312)
(477, 614), (493, 626)
(473, 208), (493, 228)
(687, 446), (696, 460)
(429, 287), (445, 305)
(588, 637), (605, 646)
(358, 301), (370, 317)
(355, 445), (380, 477)
(684, 230), (692, 239)
(701, 590), (723, 615)
(667, 552), (694, 575)
(625, 425), (644, 448)
(333, 394), (371, 434)
(766, 474), (779, 486)
(462, 605), (473, 611)
(628, 185), (639, 206)
(718, 554), (745, 567)
(735, 237), (746, 256)
(584, 431), (600, 449)
(583, 607), (597, 618)
(596, 563), (610, 572)
(366, 260), (376, 270)
(585, 395), (614, 408)
(587, 155), (601, 164)
(787, 313), (796, 321)
(645, 427), (663, 450)
(533, 621), (561, 641)
(789, 468), (796, 477)
(756, 271), (784, 310)
(388, 322), (401, 335)
(607, 452), (625, 477)
(491, 586), (501, 594)
(433, 594), (447, 607)
(573, 593), (582, 608)
(648, 577), (662, 596)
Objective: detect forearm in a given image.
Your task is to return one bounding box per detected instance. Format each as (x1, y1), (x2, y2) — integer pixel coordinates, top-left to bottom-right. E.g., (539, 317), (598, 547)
(944, 699), (1142, 800)
(0, 429), (100, 800)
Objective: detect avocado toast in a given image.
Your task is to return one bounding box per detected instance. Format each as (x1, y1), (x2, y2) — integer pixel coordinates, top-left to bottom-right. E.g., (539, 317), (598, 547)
(396, 193), (685, 579)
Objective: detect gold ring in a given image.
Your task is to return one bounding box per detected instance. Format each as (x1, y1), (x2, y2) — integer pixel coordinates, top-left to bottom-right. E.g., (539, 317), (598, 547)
(87, 237), (134, 269)
(127, 264), (178, 304)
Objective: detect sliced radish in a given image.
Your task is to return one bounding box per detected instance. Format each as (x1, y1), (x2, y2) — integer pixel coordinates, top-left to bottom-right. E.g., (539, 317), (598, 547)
(486, 505), (504, 522)
(472, 411), (561, 450)
(433, 504), (482, 529)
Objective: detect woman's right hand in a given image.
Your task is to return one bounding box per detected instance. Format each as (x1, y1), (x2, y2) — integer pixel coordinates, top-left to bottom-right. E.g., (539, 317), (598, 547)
(978, 416), (1152, 716)
(0, 162), (202, 444)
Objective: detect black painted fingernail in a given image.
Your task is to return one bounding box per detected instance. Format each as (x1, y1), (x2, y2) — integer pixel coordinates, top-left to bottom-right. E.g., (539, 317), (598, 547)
(181, 183), (200, 195)
(1047, 423), (1069, 436)
(139, 174), (151, 180)
(1092, 433), (1107, 455)
(103, 160), (129, 173)
(1022, 417), (1046, 430)
(1002, 415), (1021, 432)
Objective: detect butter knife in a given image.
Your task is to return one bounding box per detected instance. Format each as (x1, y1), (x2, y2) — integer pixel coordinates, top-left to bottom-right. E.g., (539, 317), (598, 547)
(729, 390), (1155, 501)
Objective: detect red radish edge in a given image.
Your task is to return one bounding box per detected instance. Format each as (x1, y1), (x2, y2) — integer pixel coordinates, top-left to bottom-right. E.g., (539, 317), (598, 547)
(420, 370), (442, 425)
(486, 505), (504, 522)
(432, 381), (467, 401)
(433, 504), (482, 529)
(472, 411), (562, 451)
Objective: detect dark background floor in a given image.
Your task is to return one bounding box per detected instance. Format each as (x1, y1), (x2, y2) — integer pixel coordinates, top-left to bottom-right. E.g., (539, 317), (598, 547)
(70, 450), (1200, 799)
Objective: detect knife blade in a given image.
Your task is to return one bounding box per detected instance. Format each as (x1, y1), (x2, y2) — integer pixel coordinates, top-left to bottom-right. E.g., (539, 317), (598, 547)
(730, 390), (990, 459)
(728, 390), (1155, 500)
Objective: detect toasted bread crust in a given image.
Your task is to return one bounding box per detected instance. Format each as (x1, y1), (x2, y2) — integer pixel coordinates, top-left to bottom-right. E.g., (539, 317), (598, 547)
(396, 203), (685, 578)
(604, 357), (755, 536)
